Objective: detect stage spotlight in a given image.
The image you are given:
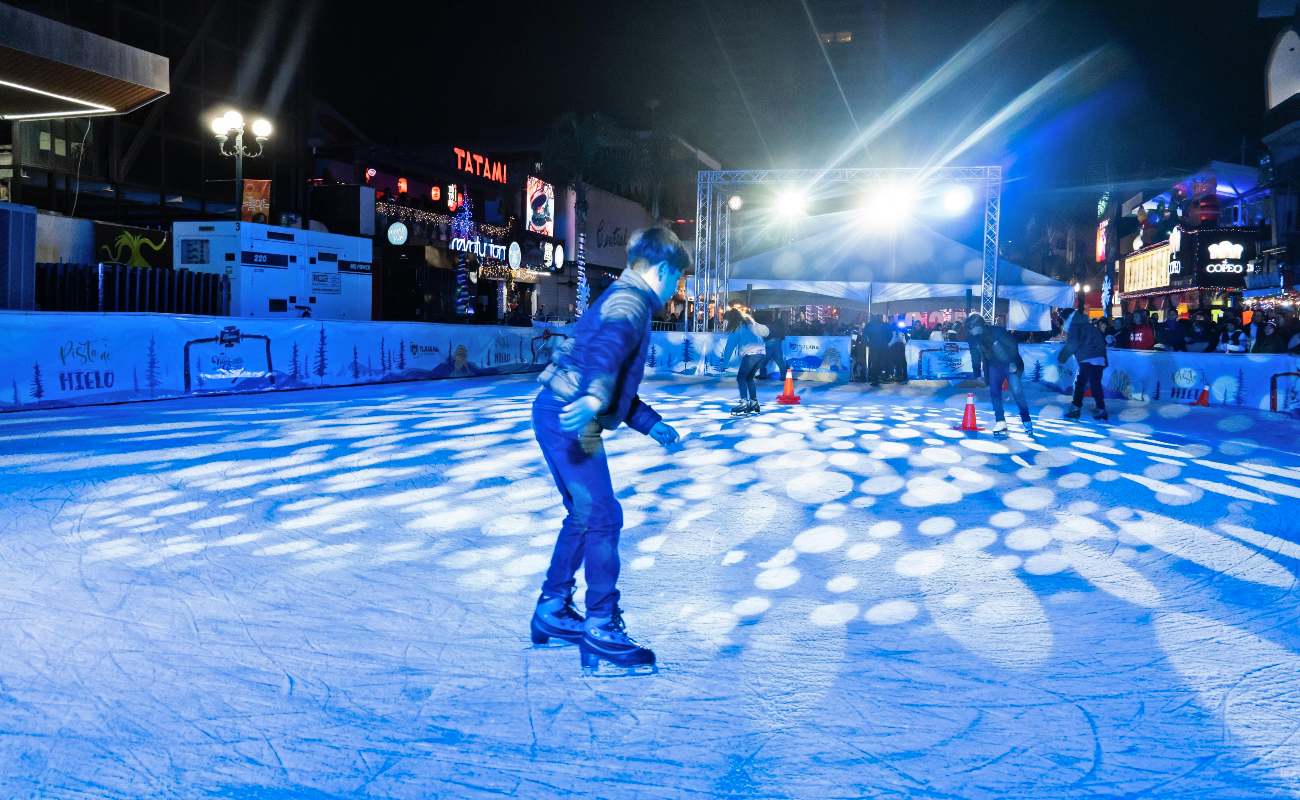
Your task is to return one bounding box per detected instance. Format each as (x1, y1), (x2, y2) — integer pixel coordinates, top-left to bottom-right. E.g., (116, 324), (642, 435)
(728, 195), (743, 211)
(775, 190), (807, 217)
(943, 185), (974, 214)
(864, 184), (915, 227)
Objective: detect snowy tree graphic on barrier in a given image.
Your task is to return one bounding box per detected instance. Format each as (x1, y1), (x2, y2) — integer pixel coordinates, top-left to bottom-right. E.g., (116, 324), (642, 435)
(145, 337), (160, 396)
(380, 337), (388, 373)
(1030, 359), (1043, 383)
(289, 343), (301, 384)
(351, 346), (360, 380)
(314, 326), (328, 384)
(10, 380), (17, 406)
(1234, 368), (1246, 407)
(646, 345), (657, 368)
(30, 363), (44, 401)
(682, 338), (696, 367)
(398, 339), (406, 371)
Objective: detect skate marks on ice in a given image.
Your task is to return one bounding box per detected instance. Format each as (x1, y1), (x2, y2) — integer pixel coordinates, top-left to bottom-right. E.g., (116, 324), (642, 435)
(1, 378), (1300, 795)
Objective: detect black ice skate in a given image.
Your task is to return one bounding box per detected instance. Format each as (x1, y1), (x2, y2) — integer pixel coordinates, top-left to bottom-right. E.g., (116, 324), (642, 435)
(749, 400), (761, 415)
(1092, 408), (1109, 422)
(1064, 405), (1082, 420)
(579, 609), (657, 676)
(530, 591), (585, 646)
(731, 399), (756, 416)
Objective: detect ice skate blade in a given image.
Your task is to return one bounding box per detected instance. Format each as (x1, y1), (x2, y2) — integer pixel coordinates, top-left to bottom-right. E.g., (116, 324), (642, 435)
(581, 662), (659, 678)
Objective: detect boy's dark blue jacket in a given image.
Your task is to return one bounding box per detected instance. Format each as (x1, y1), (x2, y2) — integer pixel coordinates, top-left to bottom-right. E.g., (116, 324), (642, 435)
(537, 269), (663, 435)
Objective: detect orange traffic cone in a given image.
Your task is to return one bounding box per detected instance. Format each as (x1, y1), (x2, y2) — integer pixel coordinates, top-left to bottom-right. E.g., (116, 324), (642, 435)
(1190, 383), (1210, 407)
(953, 392), (984, 431)
(776, 368), (800, 405)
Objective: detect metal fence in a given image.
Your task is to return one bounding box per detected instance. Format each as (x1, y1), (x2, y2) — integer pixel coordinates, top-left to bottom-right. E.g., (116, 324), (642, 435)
(35, 263), (229, 316)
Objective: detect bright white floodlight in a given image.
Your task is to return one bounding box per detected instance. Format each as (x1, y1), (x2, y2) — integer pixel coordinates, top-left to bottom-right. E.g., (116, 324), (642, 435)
(944, 185), (974, 214)
(727, 195), (743, 211)
(775, 190), (807, 218)
(864, 184), (916, 228)
(222, 110), (244, 129)
(211, 117), (231, 135)
(252, 119), (272, 138)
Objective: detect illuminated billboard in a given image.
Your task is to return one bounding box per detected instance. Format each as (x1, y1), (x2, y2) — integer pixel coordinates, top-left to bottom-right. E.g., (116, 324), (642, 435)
(526, 176), (555, 237)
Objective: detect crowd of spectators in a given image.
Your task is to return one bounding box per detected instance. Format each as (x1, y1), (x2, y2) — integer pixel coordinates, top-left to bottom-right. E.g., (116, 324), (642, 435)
(1075, 308), (1300, 355)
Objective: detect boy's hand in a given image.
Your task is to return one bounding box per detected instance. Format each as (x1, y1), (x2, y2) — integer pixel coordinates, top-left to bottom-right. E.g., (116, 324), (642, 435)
(649, 421), (679, 446)
(559, 396), (603, 432)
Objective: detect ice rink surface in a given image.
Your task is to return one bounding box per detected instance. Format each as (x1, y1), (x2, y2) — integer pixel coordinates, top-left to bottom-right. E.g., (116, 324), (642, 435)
(2, 374), (1300, 799)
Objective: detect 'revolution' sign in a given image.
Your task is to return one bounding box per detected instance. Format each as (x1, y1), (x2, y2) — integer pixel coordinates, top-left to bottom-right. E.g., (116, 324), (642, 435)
(453, 147), (507, 184)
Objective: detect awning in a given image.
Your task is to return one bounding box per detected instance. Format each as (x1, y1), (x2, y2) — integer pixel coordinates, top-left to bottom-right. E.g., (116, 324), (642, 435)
(0, 5), (169, 120)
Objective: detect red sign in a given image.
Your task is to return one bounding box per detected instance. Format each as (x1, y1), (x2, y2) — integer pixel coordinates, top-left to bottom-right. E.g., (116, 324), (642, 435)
(453, 147), (507, 184)
(241, 179), (271, 223)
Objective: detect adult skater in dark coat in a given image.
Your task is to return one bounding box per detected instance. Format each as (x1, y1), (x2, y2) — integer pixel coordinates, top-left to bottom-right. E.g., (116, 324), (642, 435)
(1057, 309), (1109, 421)
(529, 227), (688, 674)
(965, 314), (1033, 434)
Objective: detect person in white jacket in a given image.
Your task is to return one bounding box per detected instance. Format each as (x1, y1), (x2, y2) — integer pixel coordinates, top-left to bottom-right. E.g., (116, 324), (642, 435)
(720, 307), (770, 415)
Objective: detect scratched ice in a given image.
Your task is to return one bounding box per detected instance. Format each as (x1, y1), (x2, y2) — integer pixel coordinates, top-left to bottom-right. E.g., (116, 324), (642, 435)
(1, 374), (1300, 798)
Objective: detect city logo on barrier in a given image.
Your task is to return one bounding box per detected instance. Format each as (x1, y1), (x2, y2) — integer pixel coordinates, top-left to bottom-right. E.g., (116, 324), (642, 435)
(409, 342), (439, 360)
(1170, 367), (1202, 400)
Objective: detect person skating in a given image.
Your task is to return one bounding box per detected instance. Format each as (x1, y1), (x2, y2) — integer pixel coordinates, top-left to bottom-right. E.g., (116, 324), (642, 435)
(720, 307), (770, 415)
(965, 314), (1033, 435)
(1057, 309), (1108, 421)
(530, 227), (689, 674)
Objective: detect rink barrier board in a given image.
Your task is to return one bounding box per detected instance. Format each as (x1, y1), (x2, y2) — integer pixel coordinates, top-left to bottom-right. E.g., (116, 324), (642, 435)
(907, 339), (1300, 415)
(0, 312), (851, 412)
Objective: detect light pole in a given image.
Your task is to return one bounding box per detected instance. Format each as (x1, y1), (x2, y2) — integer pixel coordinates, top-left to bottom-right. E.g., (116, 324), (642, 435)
(211, 111), (271, 216)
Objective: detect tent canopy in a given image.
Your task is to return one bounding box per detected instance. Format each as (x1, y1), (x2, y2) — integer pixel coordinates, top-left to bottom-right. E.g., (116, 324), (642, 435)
(717, 210), (1075, 309)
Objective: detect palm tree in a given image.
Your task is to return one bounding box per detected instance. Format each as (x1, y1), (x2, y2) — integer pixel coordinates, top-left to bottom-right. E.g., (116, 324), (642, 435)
(541, 112), (646, 315)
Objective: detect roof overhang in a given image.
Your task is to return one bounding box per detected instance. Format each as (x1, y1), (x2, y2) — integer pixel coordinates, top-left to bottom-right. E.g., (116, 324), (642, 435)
(0, 5), (168, 121)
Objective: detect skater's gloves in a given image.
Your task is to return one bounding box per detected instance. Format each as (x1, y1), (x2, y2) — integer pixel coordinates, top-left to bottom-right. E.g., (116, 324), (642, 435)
(649, 422), (679, 446)
(560, 396), (604, 432)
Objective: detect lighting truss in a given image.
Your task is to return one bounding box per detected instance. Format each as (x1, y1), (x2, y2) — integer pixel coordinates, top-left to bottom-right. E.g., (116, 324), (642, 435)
(692, 166), (1002, 331)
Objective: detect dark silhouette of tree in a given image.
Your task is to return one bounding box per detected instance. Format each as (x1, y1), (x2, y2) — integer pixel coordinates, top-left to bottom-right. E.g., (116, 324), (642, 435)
(289, 342), (301, 381)
(1235, 368), (1246, 406)
(195, 356), (205, 389)
(133, 368), (139, 394)
(1153, 379), (1161, 401)
(11, 380), (17, 406)
(314, 326), (328, 383)
(351, 346), (360, 380)
(380, 337), (388, 373)
(30, 362), (44, 401)
(682, 338), (696, 366)
(398, 339), (406, 370)
(1030, 360), (1043, 383)
(646, 344), (657, 368)
(145, 336), (160, 396)
(367, 356), (373, 376)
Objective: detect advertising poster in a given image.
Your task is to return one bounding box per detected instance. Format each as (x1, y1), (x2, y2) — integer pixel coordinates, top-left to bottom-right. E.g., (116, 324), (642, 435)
(94, 222), (170, 268)
(241, 179), (271, 223)
(526, 176), (555, 237)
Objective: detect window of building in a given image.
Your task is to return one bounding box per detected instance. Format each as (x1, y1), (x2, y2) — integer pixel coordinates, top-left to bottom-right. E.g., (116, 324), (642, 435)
(819, 31), (852, 43)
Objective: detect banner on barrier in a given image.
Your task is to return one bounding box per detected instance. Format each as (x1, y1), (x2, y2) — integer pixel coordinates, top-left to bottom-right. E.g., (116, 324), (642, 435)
(1, 312), (565, 411)
(644, 332), (850, 377)
(906, 339), (1300, 414)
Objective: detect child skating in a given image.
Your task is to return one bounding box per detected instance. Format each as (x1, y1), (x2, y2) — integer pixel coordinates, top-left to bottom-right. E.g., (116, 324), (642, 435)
(719, 307), (770, 416)
(1057, 309), (1109, 421)
(529, 227), (688, 675)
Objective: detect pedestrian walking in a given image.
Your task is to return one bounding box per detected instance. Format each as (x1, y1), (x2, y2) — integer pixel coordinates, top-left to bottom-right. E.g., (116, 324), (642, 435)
(529, 227), (689, 675)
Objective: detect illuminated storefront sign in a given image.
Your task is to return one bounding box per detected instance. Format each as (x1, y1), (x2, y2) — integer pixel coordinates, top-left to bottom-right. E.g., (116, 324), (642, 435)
(386, 222), (408, 245)
(450, 236), (507, 261)
(453, 147), (507, 184)
(1169, 226), (1256, 290)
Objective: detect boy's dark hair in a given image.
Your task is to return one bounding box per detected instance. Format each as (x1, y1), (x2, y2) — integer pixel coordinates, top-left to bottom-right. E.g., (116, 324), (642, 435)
(627, 227), (692, 274)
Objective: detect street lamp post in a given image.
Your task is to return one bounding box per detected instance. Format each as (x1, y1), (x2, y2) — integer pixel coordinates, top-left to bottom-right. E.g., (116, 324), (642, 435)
(211, 111), (271, 216)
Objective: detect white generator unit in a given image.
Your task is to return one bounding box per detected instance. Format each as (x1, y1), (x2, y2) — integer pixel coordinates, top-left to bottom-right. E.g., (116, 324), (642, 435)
(171, 221), (372, 320)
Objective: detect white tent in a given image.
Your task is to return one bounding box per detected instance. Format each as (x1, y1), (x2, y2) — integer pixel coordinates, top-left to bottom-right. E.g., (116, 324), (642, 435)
(708, 210), (1075, 329)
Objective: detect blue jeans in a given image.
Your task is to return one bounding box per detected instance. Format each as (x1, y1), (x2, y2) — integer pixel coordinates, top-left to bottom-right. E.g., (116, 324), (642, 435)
(737, 354), (764, 400)
(988, 363), (1031, 423)
(533, 389), (623, 618)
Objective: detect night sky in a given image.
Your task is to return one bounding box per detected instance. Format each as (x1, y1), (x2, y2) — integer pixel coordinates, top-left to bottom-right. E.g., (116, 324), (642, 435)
(315, 1), (1280, 216)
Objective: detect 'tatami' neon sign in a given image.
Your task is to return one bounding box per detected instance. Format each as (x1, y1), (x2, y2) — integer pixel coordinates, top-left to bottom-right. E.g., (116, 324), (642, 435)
(453, 147), (506, 184)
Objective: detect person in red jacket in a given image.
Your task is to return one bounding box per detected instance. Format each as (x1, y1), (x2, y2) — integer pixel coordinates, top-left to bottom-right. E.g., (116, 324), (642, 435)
(1127, 310), (1155, 350)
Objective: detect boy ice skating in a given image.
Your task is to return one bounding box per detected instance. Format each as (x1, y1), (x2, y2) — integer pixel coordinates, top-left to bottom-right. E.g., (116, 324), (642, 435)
(965, 314), (1033, 435)
(529, 227), (689, 675)
(719, 307), (770, 415)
